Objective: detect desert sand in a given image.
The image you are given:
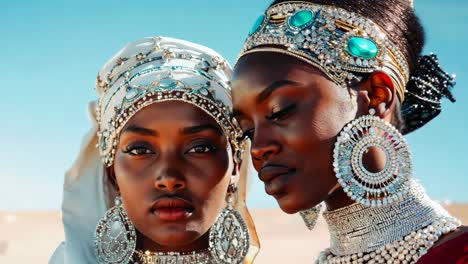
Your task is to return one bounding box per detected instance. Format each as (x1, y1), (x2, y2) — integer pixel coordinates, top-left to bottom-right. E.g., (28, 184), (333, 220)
(0, 204), (467, 264)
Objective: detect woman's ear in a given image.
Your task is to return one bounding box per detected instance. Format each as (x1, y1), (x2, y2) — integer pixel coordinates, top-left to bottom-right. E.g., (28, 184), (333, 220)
(358, 71), (397, 120)
(106, 165), (120, 192)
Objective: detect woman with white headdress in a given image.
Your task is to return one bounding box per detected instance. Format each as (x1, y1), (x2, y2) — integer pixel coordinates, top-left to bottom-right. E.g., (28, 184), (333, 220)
(50, 36), (259, 264)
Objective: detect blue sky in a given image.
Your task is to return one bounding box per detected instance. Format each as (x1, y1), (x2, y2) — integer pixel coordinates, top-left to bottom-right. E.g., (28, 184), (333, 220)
(1, 0), (467, 211)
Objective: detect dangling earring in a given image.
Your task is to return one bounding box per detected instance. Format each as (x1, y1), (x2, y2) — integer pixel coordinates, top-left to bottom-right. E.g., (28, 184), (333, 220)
(94, 196), (137, 264)
(299, 203), (323, 230)
(333, 108), (413, 207)
(209, 184), (250, 264)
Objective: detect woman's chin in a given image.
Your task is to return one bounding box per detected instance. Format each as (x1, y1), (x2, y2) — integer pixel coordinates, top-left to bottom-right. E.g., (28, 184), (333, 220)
(276, 192), (321, 214)
(275, 193), (305, 214)
(147, 229), (202, 248)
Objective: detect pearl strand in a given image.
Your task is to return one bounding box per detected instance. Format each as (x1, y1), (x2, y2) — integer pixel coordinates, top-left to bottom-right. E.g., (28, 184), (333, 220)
(316, 216), (461, 264)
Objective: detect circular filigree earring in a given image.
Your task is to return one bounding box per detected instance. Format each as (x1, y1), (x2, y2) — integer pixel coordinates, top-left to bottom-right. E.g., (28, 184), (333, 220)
(333, 108), (413, 207)
(209, 184), (250, 264)
(94, 196), (137, 264)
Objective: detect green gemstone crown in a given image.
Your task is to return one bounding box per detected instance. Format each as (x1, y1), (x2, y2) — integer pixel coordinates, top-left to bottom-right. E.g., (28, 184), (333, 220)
(238, 2), (409, 101)
(287, 10), (315, 29)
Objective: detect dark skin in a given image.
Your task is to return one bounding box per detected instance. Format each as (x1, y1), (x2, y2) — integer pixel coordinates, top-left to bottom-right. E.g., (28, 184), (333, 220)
(231, 51), (467, 248)
(110, 101), (237, 253)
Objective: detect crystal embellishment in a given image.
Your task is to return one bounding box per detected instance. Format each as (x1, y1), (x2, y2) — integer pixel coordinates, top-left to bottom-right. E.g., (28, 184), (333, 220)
(347, 37), (379, 59)
(299, 203), (322, 230)
(288, 10), (315, 29)
(249, 14), (265, 35)
(158, 78), (177, 89)
(125, 87), (140, 100)
(134, 249), (213, 264)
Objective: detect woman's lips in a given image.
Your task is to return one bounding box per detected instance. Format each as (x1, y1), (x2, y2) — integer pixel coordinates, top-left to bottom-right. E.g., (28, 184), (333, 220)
(151, 197), (194, 221)
(259, 165), (290, 182)
(153, 208), (192, 221)
(259, 165), (295, 196)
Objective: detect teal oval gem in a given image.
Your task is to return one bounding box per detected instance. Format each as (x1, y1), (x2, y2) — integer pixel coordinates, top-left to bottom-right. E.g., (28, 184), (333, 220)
(249, 14), (265, 35)
(125, 87), (140, 100)
(289, 10), (314, 28)
(347, 37), (379, 59)
(158, 78), (177, 89)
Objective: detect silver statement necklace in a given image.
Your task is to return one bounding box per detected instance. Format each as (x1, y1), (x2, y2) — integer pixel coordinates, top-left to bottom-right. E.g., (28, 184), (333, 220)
(316, 180), (461, 264)
(133, 249), (214, 264)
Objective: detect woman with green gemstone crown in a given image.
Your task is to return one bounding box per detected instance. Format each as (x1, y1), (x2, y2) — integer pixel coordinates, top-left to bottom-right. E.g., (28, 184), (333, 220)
(49, 36), (260, 264)
(231, 0), (467, 263)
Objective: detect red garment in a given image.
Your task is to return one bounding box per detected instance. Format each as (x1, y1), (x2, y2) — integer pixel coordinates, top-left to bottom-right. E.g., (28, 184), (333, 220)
(417, 232), (468, 264)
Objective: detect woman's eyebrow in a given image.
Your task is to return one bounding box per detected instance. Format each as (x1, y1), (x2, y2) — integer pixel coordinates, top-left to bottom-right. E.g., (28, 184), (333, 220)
(121, 125), (159, 137)
(256, 79), (301, 103)
(181, 124), (223, 135)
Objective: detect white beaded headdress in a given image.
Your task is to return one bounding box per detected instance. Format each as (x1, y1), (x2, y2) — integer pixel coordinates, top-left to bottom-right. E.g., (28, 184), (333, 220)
(96, 37), (244, 166)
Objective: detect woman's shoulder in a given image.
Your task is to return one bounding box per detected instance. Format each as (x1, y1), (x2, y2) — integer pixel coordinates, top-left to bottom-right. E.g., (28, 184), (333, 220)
(417, 226), (468, 264)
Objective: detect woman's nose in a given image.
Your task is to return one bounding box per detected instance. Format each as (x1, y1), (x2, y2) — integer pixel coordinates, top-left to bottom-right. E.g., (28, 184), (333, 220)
(154, 169), (187, 192)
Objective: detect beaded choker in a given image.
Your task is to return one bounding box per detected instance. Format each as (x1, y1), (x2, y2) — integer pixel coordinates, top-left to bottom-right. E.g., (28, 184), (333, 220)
(319, 180), (461, 263)
(134, 249), (213, 264)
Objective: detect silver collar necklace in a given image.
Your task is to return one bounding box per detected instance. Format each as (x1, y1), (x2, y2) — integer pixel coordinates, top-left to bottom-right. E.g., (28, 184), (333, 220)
(133, 249), (213, 264)
(318, 180), (461, 263)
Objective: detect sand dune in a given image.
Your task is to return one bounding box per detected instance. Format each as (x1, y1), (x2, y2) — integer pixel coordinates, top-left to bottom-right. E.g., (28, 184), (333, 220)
(0, 204), (466, 264)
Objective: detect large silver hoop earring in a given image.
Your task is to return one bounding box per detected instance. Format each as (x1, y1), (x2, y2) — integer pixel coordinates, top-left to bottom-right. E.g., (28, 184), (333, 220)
(333, 108), (413, 207)
(94, 196), (137, 264)
(209, 184), (250, 264)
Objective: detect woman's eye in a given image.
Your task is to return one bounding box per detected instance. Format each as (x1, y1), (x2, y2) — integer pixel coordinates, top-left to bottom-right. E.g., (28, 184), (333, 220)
(187, 144), (216, 154)
(266, 103), (297, 121)
(123, 146), (154, 156)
